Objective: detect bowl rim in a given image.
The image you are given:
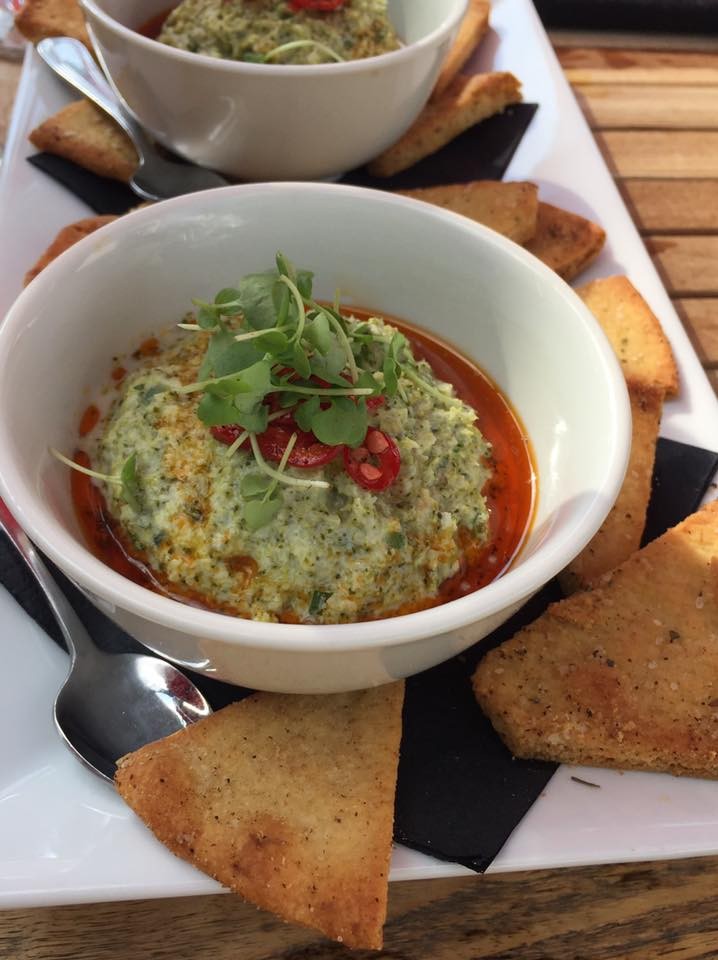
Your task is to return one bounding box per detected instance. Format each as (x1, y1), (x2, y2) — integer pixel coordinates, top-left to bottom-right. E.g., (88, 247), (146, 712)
(78, 0), (470, 77)
(0, 182), (631, 653)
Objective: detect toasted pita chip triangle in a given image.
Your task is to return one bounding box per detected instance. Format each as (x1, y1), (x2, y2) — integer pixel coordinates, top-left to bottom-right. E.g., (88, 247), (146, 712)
(578, 275), (679, 396)
(523, 201), (605, 280)
(398, 180), (538, 244)
(115, 683), (404, 949)
(24, 215), (118, 287)
(431, 0), (491, 101)
(474, 501), (718, 778)
(29, 99), (138, 183)
(15, 0), (90, 48)
(560, 381), (664, 593)
(367, 72), (522, 178)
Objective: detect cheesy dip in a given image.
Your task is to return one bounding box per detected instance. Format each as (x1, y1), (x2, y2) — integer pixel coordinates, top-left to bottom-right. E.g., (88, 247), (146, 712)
(58, 256), (499, 625)
(157, 0), (400, 65)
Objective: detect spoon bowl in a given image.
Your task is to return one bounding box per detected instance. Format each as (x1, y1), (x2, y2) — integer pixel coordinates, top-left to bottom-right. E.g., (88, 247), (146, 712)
(0, 497), (212, 782)
(55, 650), (211, 781)
(36, 36), (230, 202)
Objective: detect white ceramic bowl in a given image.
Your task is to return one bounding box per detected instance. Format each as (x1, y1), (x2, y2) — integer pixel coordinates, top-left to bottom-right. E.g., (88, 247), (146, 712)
(79, 0), (467, 180)
(0, 183), (630, 693)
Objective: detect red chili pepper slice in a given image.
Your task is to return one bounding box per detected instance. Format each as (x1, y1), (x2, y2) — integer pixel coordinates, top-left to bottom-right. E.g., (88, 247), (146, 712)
(211, 423), (340, 469)
(258, 425), (342, 468)
(211, 424), (249, 448)
(289, 0), (346, 10)
(343, 428), (400, 491)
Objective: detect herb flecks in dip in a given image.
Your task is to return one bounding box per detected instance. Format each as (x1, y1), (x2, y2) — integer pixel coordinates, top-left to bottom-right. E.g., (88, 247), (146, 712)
(58, 254), (535, 625)
(92, 327), (491, 623)
(156, 0), (400, 65)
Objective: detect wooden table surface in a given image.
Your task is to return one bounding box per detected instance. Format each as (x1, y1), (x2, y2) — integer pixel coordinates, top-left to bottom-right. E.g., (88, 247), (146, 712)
(2, 34), (718, 960)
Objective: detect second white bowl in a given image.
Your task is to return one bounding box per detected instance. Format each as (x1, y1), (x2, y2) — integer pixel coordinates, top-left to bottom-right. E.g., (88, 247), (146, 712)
(80, 0), (467, 180)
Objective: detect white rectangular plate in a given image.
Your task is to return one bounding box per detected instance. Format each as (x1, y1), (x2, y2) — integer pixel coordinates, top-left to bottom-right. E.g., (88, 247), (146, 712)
(1, 0), (718, 910)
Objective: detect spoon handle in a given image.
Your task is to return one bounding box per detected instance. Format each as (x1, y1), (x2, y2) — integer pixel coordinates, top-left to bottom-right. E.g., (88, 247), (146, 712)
(36, 36), (150, 162)
(0, 497), (92, 662)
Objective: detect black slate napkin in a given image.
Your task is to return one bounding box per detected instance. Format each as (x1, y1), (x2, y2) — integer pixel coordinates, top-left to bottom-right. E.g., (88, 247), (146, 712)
(1, 438), (716, 872)
(341, 104), (538, 191)
(535, 0), (718, 35)
(394, 436), (718, 870)
(26, 103), (538, 215)
(27, 153), (139, 216)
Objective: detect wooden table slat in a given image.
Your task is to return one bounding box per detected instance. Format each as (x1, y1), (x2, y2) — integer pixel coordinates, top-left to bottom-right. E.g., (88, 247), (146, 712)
(646, 234), (718, 296)
(556, 46), (718, 86)
(673, 298), (718, 366)
(555, 46), (718, 72)
(7, 857), (718, 960)
(595, 130), (718, 178)
(619, 180), (718, 233)
(574, 83), (718, 130)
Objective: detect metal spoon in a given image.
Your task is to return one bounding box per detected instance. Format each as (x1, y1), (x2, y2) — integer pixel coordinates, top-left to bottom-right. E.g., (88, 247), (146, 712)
(0, 498), (212, 783)
(36, 36), (230, 201)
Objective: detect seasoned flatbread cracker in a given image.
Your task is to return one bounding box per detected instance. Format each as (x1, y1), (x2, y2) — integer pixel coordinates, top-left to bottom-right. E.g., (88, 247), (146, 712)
(115, 684), (404, 950)
(560, 381), (664, 593)
(431, 0), (491, 101)
(24, 215), (118, 287)
(523, 201), (605, 281)
(578, 275), (679, 397)
(367, 72), (522, 178)
(14, 0), (90, 48)
(473, 501), (718, 778)
(29, 99), (138, 182)
(398, 180), (538, 245)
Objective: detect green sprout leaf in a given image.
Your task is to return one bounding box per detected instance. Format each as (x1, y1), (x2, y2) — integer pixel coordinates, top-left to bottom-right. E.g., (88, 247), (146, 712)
(308, 590), (332, 616)
(51, 448), (145, 513)
(296, 269), (313, 300)
(244, 495), (282, 531)
(383, 355), (399, 396)
(120, 453), (142, 512)
(196, 304), (219, 329)
(275, 252), (296, 281)
(303, 311), (332, 354)
(291, 342), (312, 380)
(310, 396), (367, 447)
(237, 272), (280, 330)
(310, 342), (347, 381)
(199, 328), (263, 380)
(232, 402), (268, 434)
(215, 287), (242, 311)
(240, 472), (274, 499)
(197, 392), (242, 426)
(390, 331), (408, 361)
(293, 395), (321, 432)
(386, 531), (405, 550)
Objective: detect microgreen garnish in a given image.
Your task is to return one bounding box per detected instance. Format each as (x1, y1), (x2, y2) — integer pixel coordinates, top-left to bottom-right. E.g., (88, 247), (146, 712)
(241, 432), (299, 530)
(262, 39), (345, 63)
(174, 252), (456, 528)
(50, 448), (143, 512)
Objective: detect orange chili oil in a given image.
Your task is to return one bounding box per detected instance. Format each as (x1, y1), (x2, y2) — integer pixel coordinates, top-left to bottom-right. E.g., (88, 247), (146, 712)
(78, 404), (100, 437)
(136, 8), (173, 39)
(71, 313), (535, 617)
